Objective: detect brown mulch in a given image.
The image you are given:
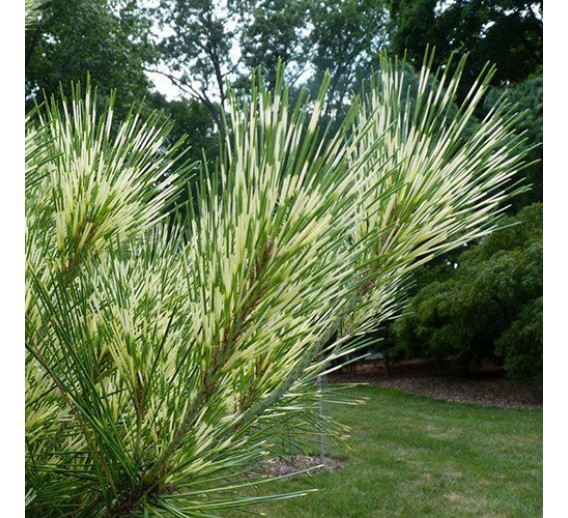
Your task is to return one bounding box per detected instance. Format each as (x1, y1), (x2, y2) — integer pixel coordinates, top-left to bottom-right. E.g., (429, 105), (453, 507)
(262, 455), (344, 478)
(330, 360), (542, 410)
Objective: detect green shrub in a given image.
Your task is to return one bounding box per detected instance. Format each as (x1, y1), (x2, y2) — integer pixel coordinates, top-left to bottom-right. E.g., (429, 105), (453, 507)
(393, 204), (543, 382)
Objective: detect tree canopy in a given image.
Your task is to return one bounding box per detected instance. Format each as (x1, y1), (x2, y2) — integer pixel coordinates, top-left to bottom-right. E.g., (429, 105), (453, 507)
(25, 0), (156, 118)
(388, 0), (543, 94)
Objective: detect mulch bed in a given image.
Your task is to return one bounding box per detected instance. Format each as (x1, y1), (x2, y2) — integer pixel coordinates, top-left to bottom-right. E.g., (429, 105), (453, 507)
(331, 360), (542, 410)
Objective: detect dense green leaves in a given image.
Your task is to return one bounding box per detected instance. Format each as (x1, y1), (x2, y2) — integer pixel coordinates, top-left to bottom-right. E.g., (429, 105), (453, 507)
(393, 203), (543, 383)
(388, 0), (543, 96)
(25, 0), (155, 118)
(382, 2), (542, 379)
(485, 76), (543, 208)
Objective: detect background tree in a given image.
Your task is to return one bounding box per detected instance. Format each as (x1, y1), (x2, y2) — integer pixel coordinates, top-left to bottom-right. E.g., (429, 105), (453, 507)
(150, 0), (392, 127)
(25, 0), (156, 118)
(152, 0), (247, 129)
(239, 0), (312, 88)
(484, 76), (543, 209)
(307, 0), (389, 119)
(388, 0), (542, 97)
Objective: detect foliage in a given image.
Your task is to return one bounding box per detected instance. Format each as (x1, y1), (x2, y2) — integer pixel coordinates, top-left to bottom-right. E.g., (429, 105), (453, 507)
(152, 0), (239, 126)
(485, 75), (543, 209)
(25, 0), (155, 118)
(239, 0), (313, 89)
(306, 0), (389, 118)
(151, 0), (391, 127)
(388, 0), (543, 96)
(26, 54), (526, 516)
(147, 92), (219, 169)
(393, 203), (543, 383)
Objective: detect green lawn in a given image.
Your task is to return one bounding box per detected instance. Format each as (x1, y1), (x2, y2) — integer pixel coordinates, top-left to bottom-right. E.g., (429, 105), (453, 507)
(249, 385), (542, 517)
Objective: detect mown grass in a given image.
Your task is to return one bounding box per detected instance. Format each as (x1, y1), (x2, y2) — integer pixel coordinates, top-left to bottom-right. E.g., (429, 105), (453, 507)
(247, 385), (542, 517)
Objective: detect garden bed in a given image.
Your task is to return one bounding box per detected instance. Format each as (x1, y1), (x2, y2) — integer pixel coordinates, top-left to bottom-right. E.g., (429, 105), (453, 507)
(331, 359), (542, 409)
